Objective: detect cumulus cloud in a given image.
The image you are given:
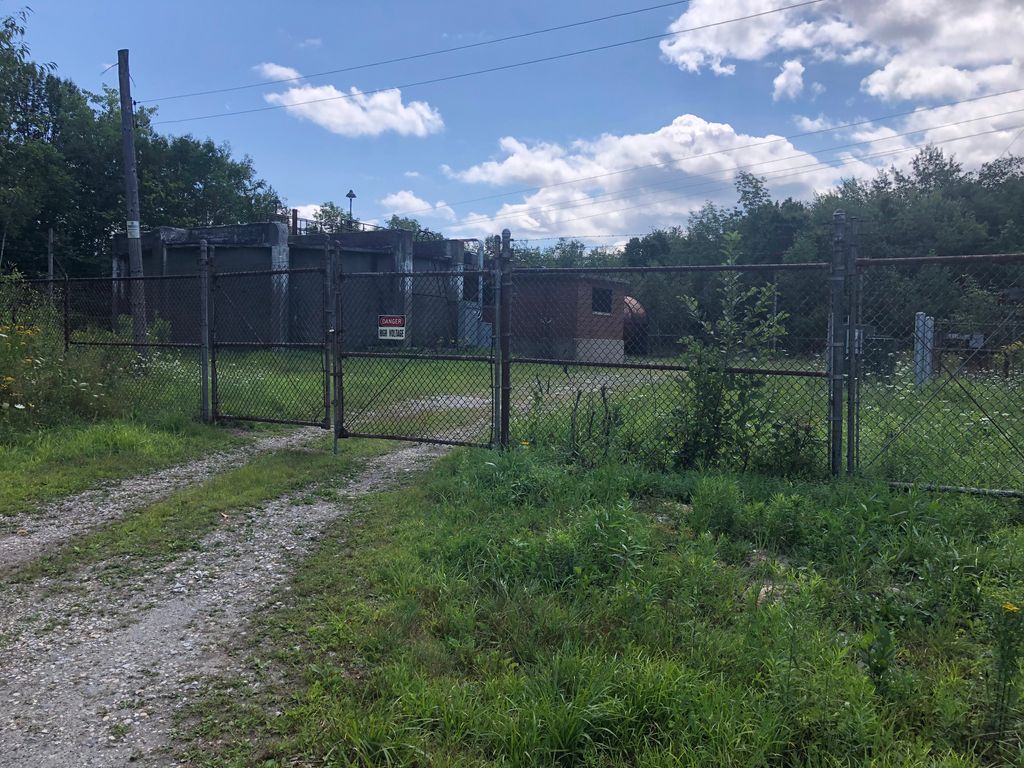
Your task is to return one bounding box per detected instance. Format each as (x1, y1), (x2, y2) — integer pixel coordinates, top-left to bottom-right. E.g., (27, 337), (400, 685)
(257, 63), (444, 137)
(253, 62), (302, 81)
(659, 0), (1024, 102)
(380, 190), (456, 221)
(773, 59), (805, 101)
(442, 93), (1024, 241)
(444, 114), (880, 239)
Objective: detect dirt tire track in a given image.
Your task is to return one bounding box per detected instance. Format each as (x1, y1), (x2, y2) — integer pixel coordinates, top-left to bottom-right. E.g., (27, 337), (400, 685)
(0, 427), (324, 575)
(0, 440), (447, 767)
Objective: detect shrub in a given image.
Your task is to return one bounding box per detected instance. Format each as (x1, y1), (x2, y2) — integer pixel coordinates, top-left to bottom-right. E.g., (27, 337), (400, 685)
(661, 232), (789, 472)
(690, 476), (742, 536)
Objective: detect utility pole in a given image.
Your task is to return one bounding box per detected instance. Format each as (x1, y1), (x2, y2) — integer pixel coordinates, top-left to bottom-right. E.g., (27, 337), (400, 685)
(118, 48), (148, 355)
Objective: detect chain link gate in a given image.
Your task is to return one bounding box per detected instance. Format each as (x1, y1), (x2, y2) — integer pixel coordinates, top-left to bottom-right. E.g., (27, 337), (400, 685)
(204, 243), (333, 428)
(333, 267), (497, 447)
(848, 246), (1024, 493)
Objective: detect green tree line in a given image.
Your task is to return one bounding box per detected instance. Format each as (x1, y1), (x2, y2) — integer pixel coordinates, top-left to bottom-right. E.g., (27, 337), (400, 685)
(0, 10), (281, 276)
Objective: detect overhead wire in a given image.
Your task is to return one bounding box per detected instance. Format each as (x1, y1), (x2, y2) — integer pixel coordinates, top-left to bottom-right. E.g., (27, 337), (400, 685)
(152, 0), (825, 125)
(512, 123), (1024, 231)
(390, 87), (1024, 217)
(437, 109), (1024, 229)
(140, 0), (697, 103)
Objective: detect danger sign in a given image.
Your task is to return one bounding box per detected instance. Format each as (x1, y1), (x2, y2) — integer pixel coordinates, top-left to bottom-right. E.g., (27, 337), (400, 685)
(378, 314), (406, 340)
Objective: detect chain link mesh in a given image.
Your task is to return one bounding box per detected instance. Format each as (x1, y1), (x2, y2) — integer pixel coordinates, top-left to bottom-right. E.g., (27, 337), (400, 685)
(856, 256), (1024, 490)
(507, 265), (830, 474)
(6, 249), (1023, 492)
(338, 271), (494, 446)
(212, 268), (329, 426)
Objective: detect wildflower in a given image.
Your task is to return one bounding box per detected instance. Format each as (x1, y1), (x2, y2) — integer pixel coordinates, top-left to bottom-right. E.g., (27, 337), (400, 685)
(13, 403), (25, 410)
(521, 440), (530, 446)
(1003, 602), (1020, 614)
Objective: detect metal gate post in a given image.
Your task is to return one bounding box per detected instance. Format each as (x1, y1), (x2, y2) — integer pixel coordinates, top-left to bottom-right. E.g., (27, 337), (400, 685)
(333, 252), (346, 445)
(829, 210), (847, 477)
(491, 238), (502, 447)
(499, 229), (512, 449)
(321, 243), (332, 433)
(209, 246), (220, 422)
(845, 219), (860, 475)
(199, 239), (211, 423)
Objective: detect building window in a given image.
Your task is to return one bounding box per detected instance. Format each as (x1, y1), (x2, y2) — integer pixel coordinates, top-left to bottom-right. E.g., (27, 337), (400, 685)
(591, 287), (613, 314)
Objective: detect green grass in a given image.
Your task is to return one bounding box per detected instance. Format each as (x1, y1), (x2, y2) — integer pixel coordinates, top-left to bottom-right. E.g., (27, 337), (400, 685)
(0, 417), (247, 517)
(183, 448), (1024, 767)
(15, 435), (391, 582)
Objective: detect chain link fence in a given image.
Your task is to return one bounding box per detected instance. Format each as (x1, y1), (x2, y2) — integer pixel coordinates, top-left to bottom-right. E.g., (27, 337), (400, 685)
(3, 226), (1022, 493)
(854, 254), (1024, 492)
(506, 263), (831, 474)
(336, 270), (495, 446)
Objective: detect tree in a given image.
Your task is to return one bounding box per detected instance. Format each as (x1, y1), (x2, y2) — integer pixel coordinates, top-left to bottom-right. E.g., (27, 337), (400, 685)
(0, 10), (281, 275)
(308, 201), (353, 233)
(387, 214), (444, 240)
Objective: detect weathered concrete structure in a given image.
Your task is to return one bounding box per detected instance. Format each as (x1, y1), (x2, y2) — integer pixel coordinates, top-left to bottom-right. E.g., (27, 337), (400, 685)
(112, 224), (488, 349)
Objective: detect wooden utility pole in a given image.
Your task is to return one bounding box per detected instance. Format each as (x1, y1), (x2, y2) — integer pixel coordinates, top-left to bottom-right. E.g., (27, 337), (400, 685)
(117, 48), (148, 354)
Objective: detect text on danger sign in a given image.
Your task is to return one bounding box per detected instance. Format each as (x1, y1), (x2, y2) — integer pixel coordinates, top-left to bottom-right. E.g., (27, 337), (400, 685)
(378, 314), (406, 340)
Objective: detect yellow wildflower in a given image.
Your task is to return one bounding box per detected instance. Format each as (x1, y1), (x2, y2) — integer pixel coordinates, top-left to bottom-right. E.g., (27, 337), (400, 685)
(1003, 602), (1020, 613)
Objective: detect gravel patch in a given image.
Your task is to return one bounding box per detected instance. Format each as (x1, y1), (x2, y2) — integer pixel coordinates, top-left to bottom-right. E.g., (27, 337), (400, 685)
(0, 440), (447, 767)
(0, 427), (324, 575)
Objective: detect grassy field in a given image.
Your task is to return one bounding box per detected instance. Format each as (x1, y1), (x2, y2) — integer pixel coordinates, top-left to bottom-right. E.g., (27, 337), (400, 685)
(14, 434), (391, 583)
(183, 446), (1024, 767)
(0, 417), (246, 517)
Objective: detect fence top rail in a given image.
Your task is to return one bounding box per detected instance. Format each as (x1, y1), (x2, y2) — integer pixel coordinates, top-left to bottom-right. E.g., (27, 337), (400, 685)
(31, 273), (201, 283)
(341, 269), (490, 278)
(857, 252), (1024, 268)
(213, 267), (325, 278)
(510, 261), (828, 275)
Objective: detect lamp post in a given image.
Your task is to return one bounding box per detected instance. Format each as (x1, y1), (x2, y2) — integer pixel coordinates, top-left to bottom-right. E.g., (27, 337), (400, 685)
(346, 189), (356, 224)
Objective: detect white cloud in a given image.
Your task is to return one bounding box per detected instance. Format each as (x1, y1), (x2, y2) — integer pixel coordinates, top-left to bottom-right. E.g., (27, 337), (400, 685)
(444, 114), (873, 239)
(404, 170), (421, 178)
(793, 113), (841, 131)
(298, 37), (322, 48)
(443, 92), (1024, 240)
(380, 190), (456, 221)
(773, 59), (805, 101)
(291, 204), (321, 220)
(257, 63), (444, 138)
(659, 0), (1024, 102)
(253, 62), (302, 81)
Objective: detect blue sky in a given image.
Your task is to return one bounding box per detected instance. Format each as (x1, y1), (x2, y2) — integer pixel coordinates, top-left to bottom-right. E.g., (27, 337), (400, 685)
(23, 0), (1024, 245)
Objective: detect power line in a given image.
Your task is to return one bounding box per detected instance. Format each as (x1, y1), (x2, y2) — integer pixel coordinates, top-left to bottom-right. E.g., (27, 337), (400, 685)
(445, 122), (1022, 239)
(442, 109), (1024, 229)
(391, 87), (1024, 217)
(141, 0), (696, 104)
(153, 0), (824, 126)
(511, 123), (1024, 231)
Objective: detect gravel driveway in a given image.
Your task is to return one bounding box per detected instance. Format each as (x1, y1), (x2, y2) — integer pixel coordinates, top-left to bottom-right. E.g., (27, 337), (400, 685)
(0, 440), (447, 767)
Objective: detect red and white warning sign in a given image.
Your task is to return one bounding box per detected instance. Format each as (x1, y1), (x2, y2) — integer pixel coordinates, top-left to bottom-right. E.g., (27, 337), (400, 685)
(378, 314), (406, 340)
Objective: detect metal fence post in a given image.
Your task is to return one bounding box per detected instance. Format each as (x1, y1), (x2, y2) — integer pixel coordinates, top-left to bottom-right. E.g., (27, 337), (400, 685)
(334, 251), (346, 445)
(209, 246), (219, 422)
(499, 229), (513, 449)
(829, 210), (847, 477)
(199, 239), (211, 423)
(322, 243), (333, 433)
(491, 237), (502, 447)
(846, 218), (860, 475)
(62, 272), (70, 354)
